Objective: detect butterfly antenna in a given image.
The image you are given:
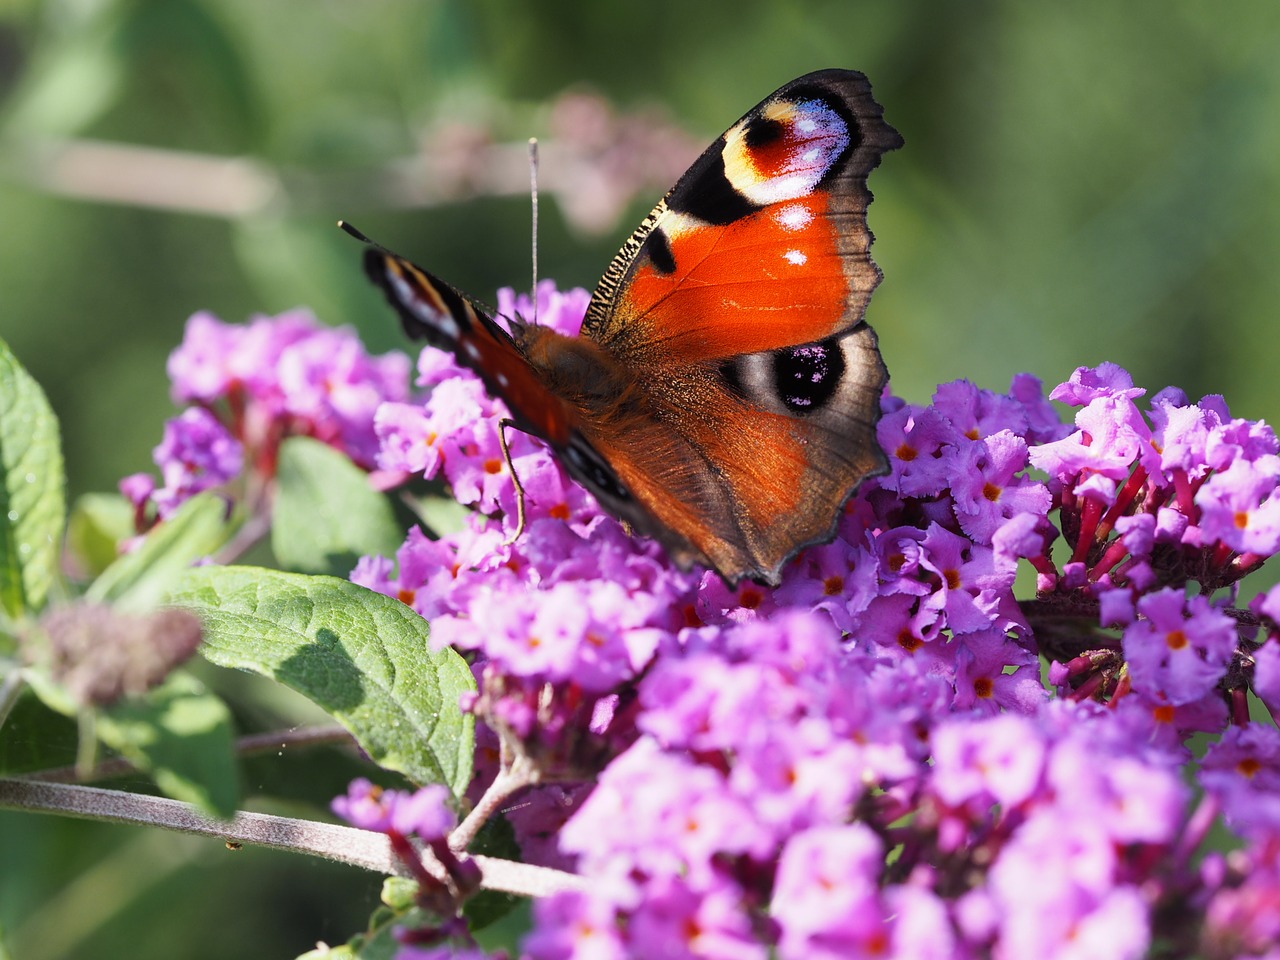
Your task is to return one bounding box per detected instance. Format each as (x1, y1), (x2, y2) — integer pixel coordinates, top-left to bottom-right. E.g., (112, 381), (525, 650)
(529, 137), (539, 325)
(337, 220), (370, 243)
(337, 220), (398, 257)
(498, 418), (528, 546)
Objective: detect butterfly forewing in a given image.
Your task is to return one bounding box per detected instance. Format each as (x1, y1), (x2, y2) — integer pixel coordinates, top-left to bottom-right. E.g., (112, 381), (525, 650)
(582, 69), (902, 362)
(361, 247), (582, 447)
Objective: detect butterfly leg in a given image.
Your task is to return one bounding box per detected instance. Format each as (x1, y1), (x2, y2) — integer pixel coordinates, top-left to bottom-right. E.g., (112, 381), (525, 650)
(498, 418), (527, 545)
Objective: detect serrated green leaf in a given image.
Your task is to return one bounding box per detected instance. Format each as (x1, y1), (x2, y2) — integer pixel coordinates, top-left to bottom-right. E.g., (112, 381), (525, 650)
(168, 566), (475, 796)
(273, 437), (404, 577)
(0, 338), (66, 620)
(96, 671), (240, 819)
(66, 492), (136, 581)
(86, 493), (233, 613)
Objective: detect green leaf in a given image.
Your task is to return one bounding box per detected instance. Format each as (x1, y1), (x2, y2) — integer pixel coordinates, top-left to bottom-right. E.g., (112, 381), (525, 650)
(96, 672), (240, 819)
(66, 493), (136, 581)
(168, 566), (475, 796)
(412, 493), (472, 539)
(0, 337), (66, 620)
(86, 493), (233, 613)
(0, 687), (79, 776)
(272, 437), (404, 577)
(473, 899), (534, 956)
(20, 667), (77, 718)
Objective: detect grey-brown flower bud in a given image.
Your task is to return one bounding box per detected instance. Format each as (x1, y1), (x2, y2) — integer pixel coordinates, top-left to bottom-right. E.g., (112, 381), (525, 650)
(31, 603), (204, 707)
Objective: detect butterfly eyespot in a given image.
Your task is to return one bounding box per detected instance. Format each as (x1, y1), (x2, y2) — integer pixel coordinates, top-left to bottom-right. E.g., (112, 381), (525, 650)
(772, 338), (845, 413)
(565, 435), (632, 503)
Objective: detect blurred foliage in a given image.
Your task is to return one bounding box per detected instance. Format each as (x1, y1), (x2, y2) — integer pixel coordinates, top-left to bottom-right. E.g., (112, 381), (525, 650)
(2, 0), (1280, 956)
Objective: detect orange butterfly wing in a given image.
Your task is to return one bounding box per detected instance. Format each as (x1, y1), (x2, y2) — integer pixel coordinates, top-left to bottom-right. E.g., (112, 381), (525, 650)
(570, 69), (901, 584)
(583, 69), (900, 360)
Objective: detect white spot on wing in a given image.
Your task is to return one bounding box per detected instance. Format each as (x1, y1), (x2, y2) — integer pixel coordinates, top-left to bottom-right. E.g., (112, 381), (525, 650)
(784, 249), (807, 265)
(463, 341), (481, 361)
(776, 204), (813, 231)
(389, 272), (461, 339)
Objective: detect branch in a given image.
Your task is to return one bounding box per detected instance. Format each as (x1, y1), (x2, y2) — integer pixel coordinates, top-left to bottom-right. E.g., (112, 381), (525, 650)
(2, 137), (281, 217)
(0, 120), (693, 235)
(0, 778), (587, 898)
(450, 752), (540, 853)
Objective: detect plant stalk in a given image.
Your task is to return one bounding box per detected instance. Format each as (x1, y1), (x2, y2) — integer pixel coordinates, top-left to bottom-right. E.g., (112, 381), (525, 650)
(0, 778), (586, 899)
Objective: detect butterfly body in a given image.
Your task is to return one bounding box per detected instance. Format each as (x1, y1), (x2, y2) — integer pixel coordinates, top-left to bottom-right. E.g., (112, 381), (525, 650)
(352, 69), (901, 585)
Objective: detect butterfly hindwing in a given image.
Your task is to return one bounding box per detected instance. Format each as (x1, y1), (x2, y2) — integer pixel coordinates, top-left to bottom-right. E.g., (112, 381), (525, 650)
(358, 241), (702, 549)
(571, 323), (888, 584)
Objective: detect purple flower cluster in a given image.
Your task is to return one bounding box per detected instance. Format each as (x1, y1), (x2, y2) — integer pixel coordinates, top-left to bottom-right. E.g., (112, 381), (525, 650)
(122, 308), (410, 524)
(518, 623), (1198, 960)
(354, 283), (700, 780)
(1201, 833), (1280, 957)
(322, 282), (1280, 958)
(1027, 364), (1277, 726)
(122, 407), (243, 519)
(333, 779), (491, 953)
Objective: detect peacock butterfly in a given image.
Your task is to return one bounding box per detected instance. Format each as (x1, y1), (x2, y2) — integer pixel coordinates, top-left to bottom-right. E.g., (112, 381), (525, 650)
(344, 69), (901, 586)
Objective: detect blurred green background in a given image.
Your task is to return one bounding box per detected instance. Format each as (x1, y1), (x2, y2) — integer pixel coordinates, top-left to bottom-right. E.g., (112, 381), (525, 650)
(2, 0), (1279, 957)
